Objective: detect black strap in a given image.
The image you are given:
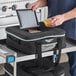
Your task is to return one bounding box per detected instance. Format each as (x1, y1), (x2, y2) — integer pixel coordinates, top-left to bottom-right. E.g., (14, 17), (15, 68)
(54, 37), (62, 66)
(35, 42), (43, 67)
(35, 37), (63, 70)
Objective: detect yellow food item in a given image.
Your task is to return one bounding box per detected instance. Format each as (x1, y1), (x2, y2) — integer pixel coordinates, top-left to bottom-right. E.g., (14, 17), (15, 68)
(43, 19), (51, 27)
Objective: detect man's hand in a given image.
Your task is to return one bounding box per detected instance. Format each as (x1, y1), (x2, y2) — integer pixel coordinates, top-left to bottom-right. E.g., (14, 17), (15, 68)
(48, 14), (65, 27)
(49, 8), (76, 27)
(28, 0), (47, 10)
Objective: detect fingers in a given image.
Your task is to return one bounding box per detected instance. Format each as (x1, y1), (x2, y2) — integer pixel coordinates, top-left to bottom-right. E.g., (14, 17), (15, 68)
(47, 18), (58, 27)
(28, 2), (38, 11)
(28, 3), (35, 10)
(51, 18), (58, 26)
(32, 4), (39, 11)
(49, 15), (64, 27)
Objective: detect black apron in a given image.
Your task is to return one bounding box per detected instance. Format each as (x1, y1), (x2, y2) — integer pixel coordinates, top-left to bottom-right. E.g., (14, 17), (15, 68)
(47, 0), (76, 40)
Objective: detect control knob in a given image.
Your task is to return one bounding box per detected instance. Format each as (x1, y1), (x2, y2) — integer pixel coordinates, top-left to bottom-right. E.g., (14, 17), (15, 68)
(25, 3), (29, 8)
(12, 5), (17, 10)
(2, 6), (7, 12)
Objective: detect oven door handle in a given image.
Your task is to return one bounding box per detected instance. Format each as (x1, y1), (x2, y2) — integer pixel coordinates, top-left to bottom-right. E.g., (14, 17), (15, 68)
(0, 14), (16, 18)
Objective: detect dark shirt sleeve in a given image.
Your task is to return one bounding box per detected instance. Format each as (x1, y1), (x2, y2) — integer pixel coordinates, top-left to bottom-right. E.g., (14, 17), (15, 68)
(75, 0), (76, 7)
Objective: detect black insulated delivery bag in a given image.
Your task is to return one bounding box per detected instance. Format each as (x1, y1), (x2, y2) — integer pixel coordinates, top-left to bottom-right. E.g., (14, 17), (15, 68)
(6, 26), (65, 54)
